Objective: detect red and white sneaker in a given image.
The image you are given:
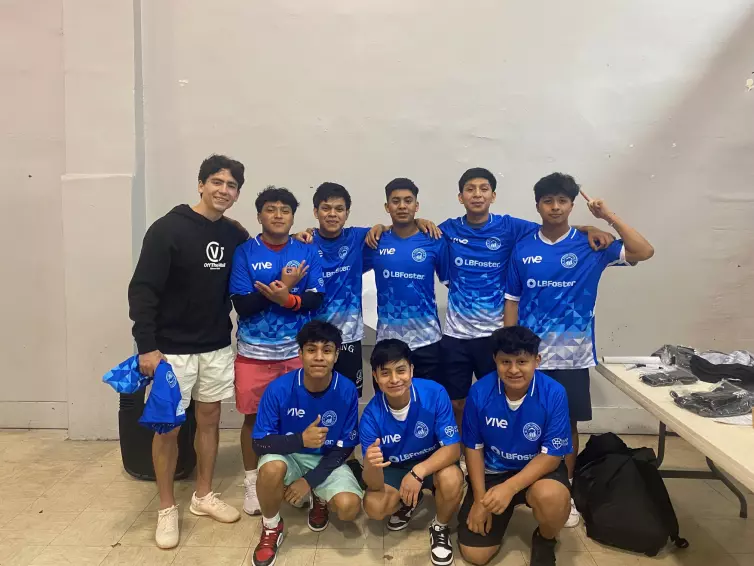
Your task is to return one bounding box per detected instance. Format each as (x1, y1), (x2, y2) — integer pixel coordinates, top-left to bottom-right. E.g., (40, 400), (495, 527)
(308, 494), (329, 532)
(252, 518), (285, 566)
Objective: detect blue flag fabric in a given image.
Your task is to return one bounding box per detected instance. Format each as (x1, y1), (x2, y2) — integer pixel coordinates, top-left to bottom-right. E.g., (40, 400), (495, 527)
(102, 355), (151, 394)
(139, 361), (186, 434)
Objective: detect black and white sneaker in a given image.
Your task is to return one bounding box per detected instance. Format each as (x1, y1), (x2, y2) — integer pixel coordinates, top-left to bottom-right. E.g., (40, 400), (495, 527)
(530, 527), (557, 566)
(386, 491), (424, 531)
(429, 522), (453, 566)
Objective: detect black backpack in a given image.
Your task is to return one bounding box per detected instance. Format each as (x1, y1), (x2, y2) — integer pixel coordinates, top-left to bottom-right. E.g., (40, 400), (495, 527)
(573, 433), (689, 556)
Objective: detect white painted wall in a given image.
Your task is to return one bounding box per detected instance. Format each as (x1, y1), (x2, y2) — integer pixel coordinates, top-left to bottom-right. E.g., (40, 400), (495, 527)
(1, 0), (752, 436)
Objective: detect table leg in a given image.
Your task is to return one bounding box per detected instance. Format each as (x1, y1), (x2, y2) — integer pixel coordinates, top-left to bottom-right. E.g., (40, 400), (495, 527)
(656, 422), (667, 468)
(706, 458), (748, 519)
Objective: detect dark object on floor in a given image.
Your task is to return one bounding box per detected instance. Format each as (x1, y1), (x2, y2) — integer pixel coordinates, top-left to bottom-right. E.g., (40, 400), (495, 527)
(119, 391), (196, 480)
(573, 433), (688, 556)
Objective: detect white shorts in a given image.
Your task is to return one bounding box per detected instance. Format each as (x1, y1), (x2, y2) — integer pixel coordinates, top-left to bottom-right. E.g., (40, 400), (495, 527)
(164, 346), (235, 409)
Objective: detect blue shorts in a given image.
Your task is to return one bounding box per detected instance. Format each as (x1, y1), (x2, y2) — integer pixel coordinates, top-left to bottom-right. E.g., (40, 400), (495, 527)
(383, 464), (435, 491)
(541, 368), (592, 422)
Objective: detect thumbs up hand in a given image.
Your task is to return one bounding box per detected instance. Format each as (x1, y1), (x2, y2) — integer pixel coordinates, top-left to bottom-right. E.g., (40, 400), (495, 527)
(365, 438), (391, 469)
(302, 415), (329, 449)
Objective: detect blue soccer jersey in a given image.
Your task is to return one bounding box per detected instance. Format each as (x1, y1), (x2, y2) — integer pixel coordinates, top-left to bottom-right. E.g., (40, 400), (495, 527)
(313, 226), (370, 344)
(363, 230), (449, 350)
(505, 229), (631, 370)
(462, 370), (572, 473)
(440, 214), (537, 340)
(253, 369), (359, 455)
(230, 236), (325, 360)
(359, 378), (460, 465)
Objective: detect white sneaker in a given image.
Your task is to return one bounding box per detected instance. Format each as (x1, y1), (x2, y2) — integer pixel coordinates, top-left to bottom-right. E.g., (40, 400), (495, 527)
(190, 492), (241, 523)
(244, 476), (262, 516)
(155, 505), (179, 549)
(565, 498), (581, 528)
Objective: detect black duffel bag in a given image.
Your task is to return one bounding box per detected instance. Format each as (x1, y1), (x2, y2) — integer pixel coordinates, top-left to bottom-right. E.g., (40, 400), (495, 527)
(573, 433), (689, 556)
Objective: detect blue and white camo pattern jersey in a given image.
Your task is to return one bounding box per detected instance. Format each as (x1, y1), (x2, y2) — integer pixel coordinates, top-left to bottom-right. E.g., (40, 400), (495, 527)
(363, 230), (449, 350)
(505, 228), (631, 369)
(229, 236), (325, 360)
(439, 214), (538, 340)
(313, 226), (370, 344)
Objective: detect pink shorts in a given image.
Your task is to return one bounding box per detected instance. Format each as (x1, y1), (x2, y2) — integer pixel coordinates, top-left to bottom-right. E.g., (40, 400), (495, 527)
(234, 355), (303, 415)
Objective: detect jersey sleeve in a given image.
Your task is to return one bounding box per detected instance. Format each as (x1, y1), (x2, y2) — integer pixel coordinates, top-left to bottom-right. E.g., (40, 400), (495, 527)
(304, 247), (326, 293)
(601, 239), (632, 269)
(435, 237), (450, 286)
(252, 385), (281, 439)
(508, 216), (540, 243)
(434, 388), (460, 446)
(461, 390), (484, 450)
(337, 387), (360, 449)
(504, 245), (524, 301)
(362, 246), (375, 274)
(358, 404), (380, 457)
(540, 386), (573, 458)
(229, 245), (254, 295)
(352, 226), (371, 243)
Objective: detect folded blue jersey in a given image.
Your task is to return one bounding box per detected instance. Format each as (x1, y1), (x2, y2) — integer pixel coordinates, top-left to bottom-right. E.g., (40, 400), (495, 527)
(139, 361), (186, 434)
(102, 355), (151, 394)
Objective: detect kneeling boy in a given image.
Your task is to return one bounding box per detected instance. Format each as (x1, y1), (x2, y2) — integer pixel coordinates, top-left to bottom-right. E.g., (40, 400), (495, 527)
(251, 320), (362, 566)
(360, 339), (463, 566)
(458, 326), (572, 566)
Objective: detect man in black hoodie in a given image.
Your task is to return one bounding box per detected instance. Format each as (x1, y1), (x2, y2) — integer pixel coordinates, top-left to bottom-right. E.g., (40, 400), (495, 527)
(128, 154), (249, 549)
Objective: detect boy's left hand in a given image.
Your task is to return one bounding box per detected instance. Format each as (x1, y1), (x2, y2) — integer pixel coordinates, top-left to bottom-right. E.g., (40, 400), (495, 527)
(586, 227), (615, 251)
(285, 478), (311, 506)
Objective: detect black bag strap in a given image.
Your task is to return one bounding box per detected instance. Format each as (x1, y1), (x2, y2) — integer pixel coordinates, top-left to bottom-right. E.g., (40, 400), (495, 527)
(633, 458), (689, 548)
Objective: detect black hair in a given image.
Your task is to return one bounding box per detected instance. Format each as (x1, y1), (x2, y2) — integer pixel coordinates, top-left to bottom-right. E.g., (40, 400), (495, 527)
(296, 320), (343, 350)
(255, 185), (299, 214)
(198, 154), (245, 190)
(385, 178), (419, 200)
(370, 339), (412, 371)
(534, 173), (580, 203)
(490, 326), (541, 357)
(313, 182), (352, 210)
(458, 167), (496, 192)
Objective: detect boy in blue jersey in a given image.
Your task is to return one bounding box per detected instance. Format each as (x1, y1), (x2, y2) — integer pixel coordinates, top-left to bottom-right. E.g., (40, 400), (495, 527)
(458, 326), (572, 566)
(363, 178), (449, 379)
(503, 172), (654, 527)
(296, 182), (441, 396)
(250, 321), (362, 566)
(230, 186), (325, 516)
(437, 168), (613, 430)
(360, 339), (463, 566)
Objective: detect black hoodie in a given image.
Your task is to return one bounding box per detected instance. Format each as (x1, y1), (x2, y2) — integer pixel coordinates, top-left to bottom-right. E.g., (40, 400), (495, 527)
(128, 205), (247, 355)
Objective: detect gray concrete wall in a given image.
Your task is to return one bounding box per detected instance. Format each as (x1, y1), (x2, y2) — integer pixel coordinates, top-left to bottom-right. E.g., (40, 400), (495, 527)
(1, 0), (752, 437)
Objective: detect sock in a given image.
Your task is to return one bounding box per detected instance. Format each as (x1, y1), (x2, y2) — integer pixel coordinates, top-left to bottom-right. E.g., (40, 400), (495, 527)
(262, 513), (280, 529)
(431, 516), (448, 528)
(246, 469), (258, 482)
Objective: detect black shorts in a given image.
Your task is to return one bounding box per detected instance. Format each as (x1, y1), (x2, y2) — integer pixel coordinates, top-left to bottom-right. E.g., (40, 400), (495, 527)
(333, 340), (363, 398)
(457, 462), (570, 548)
(436, 335), (496, 400)
(410, 341), (442, 381)
(541, 369), (592, 422)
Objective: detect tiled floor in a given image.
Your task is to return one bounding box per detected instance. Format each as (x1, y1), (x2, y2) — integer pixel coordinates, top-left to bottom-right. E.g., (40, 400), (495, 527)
(1, 430), (752, 566)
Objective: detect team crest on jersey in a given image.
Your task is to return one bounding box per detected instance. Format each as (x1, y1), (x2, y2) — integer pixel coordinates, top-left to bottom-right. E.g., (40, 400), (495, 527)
(414, 421), (429, 439)
(561, 253), (578, 269)
(338, 245), (349, 260)
(321, 411), (338, 427)
(285, 260), (301, 269)
(411, 248), (427, 262)
(485, 237), (501, 251)
(523, 422), (542, 441)
(165, 371), (177, 388)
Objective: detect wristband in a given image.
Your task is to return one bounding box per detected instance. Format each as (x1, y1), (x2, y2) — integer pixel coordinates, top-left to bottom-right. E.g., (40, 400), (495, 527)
(283, 294), (297, 309)
(409, 469), (424, 483)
